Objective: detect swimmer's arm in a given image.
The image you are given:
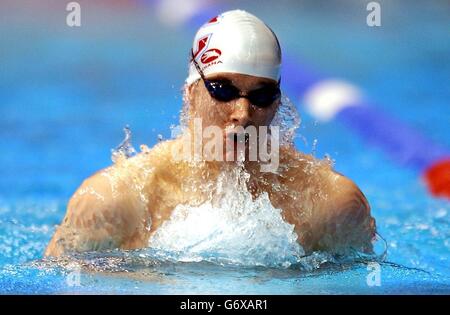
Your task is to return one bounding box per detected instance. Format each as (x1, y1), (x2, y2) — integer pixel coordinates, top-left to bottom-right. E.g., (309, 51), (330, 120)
(44, 169), (150, 257)
(312, 173), (376, 255)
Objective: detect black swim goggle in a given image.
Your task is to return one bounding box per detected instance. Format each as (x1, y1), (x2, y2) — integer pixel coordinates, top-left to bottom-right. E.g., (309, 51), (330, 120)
(191, 50), (281, 108)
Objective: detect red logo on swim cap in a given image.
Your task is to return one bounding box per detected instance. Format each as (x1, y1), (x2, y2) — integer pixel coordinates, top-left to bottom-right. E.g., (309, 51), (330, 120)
(208, 16), (218, 24)
(193, 35), (211, 60)
(200, 48), (222, 64)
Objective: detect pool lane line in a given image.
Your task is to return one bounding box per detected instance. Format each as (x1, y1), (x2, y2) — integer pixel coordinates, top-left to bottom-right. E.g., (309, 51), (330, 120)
(139, 0), (450, 200)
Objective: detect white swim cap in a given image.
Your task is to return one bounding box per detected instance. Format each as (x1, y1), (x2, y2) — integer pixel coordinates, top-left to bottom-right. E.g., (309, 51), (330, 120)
(186, 10), (282, 85)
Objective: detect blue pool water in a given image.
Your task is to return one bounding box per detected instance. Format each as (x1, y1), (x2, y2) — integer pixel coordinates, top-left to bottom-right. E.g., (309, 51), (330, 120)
(0, 0), (449, 294)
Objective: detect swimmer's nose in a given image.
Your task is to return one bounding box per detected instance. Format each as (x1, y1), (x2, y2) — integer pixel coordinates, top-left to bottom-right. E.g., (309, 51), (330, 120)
(230, 98), (251, 127)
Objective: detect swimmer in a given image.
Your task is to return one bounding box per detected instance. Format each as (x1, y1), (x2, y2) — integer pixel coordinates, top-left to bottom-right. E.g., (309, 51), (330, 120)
(45, 10), (376, 258)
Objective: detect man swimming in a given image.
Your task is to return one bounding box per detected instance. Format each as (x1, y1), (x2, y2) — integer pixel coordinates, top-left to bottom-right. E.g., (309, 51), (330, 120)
(45, 10), (375, 257)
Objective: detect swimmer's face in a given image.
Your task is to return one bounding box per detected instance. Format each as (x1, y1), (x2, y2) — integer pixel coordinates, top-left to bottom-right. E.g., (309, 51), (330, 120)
(187, 72), (280, 160)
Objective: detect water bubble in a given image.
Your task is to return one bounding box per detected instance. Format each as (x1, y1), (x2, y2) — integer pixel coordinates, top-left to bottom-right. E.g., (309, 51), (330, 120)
(140, 144), (150, 153)
(311, 139), (318, 156)
(111, 125), (137, 163)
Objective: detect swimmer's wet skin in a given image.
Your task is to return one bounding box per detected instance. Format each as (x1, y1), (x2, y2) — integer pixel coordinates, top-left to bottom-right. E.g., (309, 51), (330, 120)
(45, 10), (376, 258)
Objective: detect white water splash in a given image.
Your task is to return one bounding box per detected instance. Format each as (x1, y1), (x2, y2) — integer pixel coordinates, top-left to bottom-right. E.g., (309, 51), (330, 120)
(147, 169), (305, 268)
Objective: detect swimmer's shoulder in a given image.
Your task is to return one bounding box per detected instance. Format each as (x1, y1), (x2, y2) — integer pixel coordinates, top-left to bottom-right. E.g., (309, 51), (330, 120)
(277, 145), (333, 181)
(277, 145), (367, 205)
(116, 136), (196, 184)
(278, 146), (375, 253)
(277, 145), (369, 206)
(104, 137), (185, 173)
(66, 139), (181, 207)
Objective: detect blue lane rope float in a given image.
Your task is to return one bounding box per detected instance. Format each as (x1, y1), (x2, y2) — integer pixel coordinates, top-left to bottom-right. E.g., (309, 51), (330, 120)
(139, 0), (450, 199)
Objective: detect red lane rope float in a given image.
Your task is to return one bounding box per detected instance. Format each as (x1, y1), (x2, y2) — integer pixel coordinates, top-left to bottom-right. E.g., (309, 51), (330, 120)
(424, 158), (450, 199)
